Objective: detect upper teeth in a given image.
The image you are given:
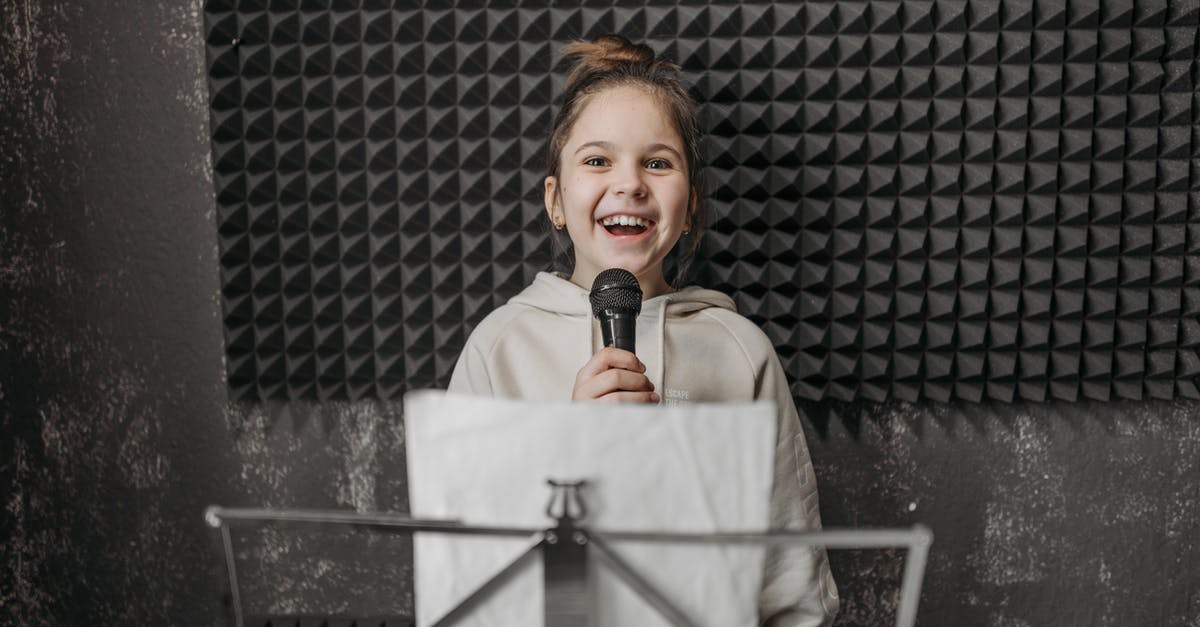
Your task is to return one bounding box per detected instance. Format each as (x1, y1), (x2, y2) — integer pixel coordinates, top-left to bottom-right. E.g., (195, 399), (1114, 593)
(602, 215), (649, 227)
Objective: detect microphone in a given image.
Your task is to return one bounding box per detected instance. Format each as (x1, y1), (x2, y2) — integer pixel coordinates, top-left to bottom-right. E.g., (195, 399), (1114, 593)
(589, 268), (642, 353)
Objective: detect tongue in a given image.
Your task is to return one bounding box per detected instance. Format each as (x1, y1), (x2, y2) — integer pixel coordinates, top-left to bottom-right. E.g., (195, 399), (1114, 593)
(606, 224), (645, 236)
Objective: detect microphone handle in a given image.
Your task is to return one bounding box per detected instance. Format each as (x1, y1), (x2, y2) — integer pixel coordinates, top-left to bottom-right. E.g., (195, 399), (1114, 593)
(598, 310), (637, 353)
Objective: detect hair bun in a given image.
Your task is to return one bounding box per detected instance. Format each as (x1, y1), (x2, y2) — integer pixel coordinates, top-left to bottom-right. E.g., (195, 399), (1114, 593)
(561, 34), (666, 86)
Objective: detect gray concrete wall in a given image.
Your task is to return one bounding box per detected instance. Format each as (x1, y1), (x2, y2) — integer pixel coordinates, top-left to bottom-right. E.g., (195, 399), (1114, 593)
(2, 2), (1197, 626)
(1, 3), (410, 625)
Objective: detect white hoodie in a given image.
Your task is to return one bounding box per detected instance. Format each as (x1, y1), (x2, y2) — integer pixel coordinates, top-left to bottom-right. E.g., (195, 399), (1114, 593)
(449, 271), (839, 626)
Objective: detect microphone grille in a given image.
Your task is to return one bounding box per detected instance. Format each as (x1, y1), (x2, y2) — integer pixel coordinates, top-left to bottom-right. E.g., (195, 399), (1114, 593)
(589, 268), (643, 317)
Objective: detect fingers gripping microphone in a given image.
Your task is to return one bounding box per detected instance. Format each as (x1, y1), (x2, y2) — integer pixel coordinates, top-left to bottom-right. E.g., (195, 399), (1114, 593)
(589, 269), (642, 353)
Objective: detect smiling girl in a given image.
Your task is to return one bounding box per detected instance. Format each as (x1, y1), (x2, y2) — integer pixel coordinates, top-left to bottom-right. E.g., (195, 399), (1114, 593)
(448, 35), (839, 625)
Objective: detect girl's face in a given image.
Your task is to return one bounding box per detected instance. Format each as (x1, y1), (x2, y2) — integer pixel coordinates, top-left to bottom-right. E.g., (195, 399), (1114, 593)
(545, 85), (693, 298)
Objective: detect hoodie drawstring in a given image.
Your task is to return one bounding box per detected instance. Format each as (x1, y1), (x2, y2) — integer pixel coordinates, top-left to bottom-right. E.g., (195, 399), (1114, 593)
(585, 292), (595, 360)
(657, 296), (669, 401)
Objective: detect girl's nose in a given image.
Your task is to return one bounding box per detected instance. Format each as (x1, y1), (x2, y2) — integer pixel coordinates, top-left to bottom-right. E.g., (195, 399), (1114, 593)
(611, 164), (647, 198)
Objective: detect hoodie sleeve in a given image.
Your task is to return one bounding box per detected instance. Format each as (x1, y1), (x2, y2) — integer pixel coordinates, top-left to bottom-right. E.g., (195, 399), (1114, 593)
(756, 350), (839, 627)
(448, 337), (493, 396)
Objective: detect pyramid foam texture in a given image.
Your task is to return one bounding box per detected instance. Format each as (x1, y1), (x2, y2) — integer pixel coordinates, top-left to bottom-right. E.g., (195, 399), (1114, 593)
(205, 1), (1200, 403)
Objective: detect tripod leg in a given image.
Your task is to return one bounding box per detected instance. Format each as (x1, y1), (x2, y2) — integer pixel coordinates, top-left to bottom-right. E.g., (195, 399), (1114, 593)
(218, 523), (244, 627)
(588, 535), (697, 627)
(428, 533), (544, 627)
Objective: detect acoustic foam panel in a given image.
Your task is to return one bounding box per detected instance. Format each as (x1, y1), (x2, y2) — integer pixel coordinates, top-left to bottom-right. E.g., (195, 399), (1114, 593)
(205, 1), (1200, 404)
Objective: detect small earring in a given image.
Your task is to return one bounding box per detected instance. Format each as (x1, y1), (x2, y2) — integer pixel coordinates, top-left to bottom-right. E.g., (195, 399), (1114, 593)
(554, 217), (565, 230)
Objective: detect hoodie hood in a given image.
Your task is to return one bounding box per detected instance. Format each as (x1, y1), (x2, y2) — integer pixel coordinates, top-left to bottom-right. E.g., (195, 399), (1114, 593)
(508, 271), (736, 316)
(508, 271), (737, 395)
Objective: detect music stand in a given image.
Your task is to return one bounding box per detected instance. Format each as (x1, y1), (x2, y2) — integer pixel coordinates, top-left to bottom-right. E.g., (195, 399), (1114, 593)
(206, 496), (931, 627)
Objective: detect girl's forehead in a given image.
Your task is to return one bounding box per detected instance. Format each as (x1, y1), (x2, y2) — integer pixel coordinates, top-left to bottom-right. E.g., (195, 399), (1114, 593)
(569, 85), (683, 148)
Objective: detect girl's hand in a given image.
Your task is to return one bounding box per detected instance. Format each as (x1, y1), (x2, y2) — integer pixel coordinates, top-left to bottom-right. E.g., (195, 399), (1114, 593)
(572, 347), (659, 403)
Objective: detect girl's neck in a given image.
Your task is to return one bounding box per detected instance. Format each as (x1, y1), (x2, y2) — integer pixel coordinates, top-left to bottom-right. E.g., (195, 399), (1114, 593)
(568, 269), (673, 300)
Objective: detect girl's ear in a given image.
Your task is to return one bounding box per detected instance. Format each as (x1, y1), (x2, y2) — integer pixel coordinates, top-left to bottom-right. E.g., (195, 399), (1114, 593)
(544, 176), (559, 221)
(686, 186), (700, 228)
(545, 176), (566, 230)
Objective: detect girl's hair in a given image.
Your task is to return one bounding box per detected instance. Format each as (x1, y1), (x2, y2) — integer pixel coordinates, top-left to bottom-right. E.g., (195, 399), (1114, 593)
(545, 34), (705, 288)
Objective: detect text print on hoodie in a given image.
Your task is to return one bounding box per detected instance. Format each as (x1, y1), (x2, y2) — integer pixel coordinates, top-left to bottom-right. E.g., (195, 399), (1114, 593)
(448, 271), (839, 627)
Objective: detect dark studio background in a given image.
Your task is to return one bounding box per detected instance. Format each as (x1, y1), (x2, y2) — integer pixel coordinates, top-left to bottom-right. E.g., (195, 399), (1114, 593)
(3, 1), (1200, 626)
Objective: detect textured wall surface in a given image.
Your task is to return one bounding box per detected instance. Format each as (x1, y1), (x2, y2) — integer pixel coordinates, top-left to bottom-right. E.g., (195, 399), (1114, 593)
(809, 397), (1200, 625)
(1, 2), (411, 625)
(206, 1), (1200, 406)
(2, 1), (1199, 626)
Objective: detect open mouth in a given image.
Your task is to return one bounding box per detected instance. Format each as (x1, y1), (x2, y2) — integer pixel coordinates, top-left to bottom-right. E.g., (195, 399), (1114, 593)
(599, 215), (653, 237)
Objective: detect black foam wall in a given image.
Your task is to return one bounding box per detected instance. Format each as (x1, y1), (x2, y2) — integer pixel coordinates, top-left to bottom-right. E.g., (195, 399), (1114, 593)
(205, 0), (1200, 406)
(206, 1), (1200, 405)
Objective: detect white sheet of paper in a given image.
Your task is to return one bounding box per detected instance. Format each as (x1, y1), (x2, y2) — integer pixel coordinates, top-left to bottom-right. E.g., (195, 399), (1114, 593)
(404, 390), (777, 627)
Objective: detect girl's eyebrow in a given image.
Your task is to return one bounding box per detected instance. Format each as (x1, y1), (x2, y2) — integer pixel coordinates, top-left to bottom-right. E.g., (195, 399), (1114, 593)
(574, 140), (684, 161)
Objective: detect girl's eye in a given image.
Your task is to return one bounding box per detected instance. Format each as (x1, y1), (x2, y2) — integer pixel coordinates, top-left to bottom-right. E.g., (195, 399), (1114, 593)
(584, 157), (608, 167)
(646, 158), (671, 170)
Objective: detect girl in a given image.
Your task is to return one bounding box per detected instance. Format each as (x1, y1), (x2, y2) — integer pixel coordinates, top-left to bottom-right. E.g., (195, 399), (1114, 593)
(448, 34), (839, 626)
